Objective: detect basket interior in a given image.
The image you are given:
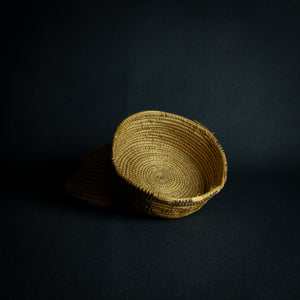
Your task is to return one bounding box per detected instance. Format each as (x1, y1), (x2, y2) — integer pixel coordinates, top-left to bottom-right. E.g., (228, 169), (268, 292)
(113, 111), (226, 200)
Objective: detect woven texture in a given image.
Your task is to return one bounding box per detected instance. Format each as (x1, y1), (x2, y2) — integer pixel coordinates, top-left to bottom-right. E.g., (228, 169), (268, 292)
(65, 144), (119, 208)
(112, 110), (227, 218)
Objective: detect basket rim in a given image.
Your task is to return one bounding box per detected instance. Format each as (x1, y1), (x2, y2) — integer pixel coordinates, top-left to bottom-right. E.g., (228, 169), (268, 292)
(112, 110), (227, 203)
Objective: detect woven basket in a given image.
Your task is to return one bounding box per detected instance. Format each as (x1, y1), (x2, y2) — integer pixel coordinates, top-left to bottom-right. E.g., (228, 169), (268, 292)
(112, 111), (227, 218)
(65, 144), (119, 208)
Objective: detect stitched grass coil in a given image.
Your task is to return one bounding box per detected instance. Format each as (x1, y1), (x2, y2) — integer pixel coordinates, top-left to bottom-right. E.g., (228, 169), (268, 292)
(65, 144), (119, 208)
(112, 111), (227, 218)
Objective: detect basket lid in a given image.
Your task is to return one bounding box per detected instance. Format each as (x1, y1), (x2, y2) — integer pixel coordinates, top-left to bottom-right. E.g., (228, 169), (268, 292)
(65, 144), (119, 208)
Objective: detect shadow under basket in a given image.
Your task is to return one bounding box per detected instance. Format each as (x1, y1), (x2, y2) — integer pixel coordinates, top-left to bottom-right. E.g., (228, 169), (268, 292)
(112, 110), (228, 219)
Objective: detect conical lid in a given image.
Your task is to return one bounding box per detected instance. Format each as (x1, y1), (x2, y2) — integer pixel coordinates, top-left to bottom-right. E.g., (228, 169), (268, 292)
(65, 144), (119, 208)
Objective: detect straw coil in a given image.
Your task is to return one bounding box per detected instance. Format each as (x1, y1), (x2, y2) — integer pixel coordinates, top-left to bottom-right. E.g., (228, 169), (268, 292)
(65, 144), (119, 208)
(112, 111), (227, 218)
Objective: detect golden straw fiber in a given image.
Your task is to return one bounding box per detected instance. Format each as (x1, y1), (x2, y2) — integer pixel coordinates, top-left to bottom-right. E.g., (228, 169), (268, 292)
(112, 110), (227, 218)
(65, 144), (119, 208)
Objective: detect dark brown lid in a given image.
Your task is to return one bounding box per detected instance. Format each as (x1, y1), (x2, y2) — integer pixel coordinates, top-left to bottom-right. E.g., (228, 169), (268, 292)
(65, 144), (119, 208)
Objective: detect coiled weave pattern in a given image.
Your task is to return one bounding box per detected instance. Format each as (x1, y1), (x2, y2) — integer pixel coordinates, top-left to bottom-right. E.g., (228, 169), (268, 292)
(112, 111), (227, 218)
(65, 144), (119, 208)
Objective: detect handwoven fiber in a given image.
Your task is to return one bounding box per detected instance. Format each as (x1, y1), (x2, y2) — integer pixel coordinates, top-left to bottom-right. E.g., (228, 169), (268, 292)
(65, 144), (119, 208)
(112, 110), (227, 218)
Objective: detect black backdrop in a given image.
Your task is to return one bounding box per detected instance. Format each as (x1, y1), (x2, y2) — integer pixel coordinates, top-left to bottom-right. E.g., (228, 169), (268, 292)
(3, 1), (300, 299)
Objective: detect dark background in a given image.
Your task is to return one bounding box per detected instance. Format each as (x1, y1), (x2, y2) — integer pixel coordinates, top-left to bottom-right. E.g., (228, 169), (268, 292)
(3, 0), (300, 299)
